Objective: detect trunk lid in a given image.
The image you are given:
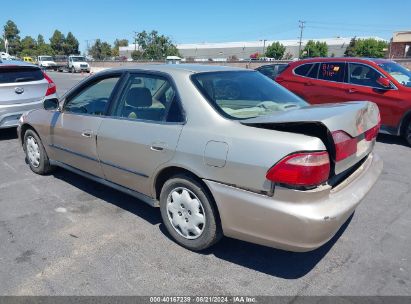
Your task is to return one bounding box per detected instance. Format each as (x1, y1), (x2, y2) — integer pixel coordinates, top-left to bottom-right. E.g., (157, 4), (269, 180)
(241, 101), (380, 175)
(0, 65), (48, 105)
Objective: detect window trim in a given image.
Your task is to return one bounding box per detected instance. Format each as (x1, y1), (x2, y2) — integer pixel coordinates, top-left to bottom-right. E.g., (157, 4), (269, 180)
(347, 62), (398, 91)
(106, 70), (186, 125)
(61, 72), (126, 117)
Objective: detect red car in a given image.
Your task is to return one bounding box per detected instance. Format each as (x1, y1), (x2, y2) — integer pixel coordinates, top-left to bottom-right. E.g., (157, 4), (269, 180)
(274, 58), (411, 145)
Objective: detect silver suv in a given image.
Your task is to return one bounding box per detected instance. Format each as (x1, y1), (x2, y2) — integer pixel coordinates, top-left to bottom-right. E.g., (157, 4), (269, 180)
(0, 61), (57, 129)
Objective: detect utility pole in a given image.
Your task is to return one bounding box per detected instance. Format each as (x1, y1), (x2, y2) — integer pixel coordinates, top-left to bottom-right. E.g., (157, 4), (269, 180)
(133, 31), (138, 52)
(298, 20), (306, 59)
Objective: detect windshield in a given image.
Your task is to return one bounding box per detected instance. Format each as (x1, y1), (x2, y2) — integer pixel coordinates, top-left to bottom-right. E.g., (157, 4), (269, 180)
(72, 57), (86, 62)
(40, 56), (53, 61)
(378, 62), (411, 88)
(191, 71), (307, 119)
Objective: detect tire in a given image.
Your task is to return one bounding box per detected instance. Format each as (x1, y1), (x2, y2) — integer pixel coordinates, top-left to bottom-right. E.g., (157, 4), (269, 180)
(71, 66), (75, 73)
(159, 174), (222, 251)
(24, 129), (54, 175)
(404, 118), (411, 146)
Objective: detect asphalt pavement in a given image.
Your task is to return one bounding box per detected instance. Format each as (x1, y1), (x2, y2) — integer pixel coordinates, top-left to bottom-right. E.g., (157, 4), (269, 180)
(0, 71), (410, 296)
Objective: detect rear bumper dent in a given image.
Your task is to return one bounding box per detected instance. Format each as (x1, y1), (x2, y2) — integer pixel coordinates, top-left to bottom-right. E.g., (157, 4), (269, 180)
(204, 152), (383, 252)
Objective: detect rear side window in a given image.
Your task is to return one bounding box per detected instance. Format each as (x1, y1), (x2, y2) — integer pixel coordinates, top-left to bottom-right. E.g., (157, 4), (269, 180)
(294, 64), (313, 77)
(0, 66), (44, 83)
(318, 62), (345, 82)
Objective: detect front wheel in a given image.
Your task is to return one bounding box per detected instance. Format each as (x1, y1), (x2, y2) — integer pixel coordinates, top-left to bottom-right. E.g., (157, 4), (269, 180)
(24, 129), (54, 175)
(404, 119), (411, 146)
(159, 174), (222, 251)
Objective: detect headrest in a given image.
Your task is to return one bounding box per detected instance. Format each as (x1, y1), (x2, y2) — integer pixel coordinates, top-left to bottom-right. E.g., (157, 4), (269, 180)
(351, 66), (362, 76)
(126, 87), (152, 107)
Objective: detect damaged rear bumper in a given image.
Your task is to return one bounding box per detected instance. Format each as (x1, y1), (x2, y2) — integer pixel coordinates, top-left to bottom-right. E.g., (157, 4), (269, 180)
(204, 152), (383, 252)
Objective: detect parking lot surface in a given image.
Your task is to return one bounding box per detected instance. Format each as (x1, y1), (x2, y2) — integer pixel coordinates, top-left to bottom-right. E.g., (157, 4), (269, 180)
(0, 72), (410, 296)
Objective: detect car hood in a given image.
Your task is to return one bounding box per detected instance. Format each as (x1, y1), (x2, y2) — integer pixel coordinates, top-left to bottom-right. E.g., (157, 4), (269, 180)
(241, 101), (379, 138)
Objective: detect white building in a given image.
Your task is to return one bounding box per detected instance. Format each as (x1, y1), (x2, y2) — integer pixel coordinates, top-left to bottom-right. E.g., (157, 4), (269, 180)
(120, 36), (386, 61)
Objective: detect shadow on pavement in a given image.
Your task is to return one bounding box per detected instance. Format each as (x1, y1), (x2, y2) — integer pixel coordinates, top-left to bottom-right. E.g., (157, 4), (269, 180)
(377, 134), (408, 146)
(52, 166), (352, 279)
(0, 128), (18, 140)
(52, 169), (162, 226)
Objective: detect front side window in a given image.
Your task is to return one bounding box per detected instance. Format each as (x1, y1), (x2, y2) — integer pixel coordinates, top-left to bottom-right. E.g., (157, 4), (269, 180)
(318, 62), (345, 82)
(112, 74), (183, 123)
(348, 63), (387, 89)
(294, 64), (313, 77)
(64, 76), (120, 115)
(378, 62), (411, 88)
(191, 71), (307, 119)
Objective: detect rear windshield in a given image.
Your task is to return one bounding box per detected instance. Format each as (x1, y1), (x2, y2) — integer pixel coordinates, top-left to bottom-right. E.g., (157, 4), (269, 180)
(0, 66), (44, 83)
(191, 71), (307, 119)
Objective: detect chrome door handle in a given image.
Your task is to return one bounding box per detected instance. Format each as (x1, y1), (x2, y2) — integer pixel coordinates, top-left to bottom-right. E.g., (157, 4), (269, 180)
(348, 88), (357, 94)
(81, 131), (93, 138)
(150, 145), (164, 151)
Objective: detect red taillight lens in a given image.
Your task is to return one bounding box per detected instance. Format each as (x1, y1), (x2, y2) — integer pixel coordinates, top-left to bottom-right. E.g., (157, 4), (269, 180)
(266, 151), (330, 187)
(364, 113), (381, 141)
(332, 130), (357, 161)
(43, 72), (56, 96)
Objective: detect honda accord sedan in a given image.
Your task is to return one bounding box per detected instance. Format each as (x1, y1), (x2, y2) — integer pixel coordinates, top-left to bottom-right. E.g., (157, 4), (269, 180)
(18, 64), (382, 251)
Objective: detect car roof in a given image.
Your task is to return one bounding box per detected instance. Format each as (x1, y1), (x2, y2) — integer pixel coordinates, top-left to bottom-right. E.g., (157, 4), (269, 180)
(0, 60), (38, 68)
(106, 64), (248, 75)
(292, 57), (393, 65)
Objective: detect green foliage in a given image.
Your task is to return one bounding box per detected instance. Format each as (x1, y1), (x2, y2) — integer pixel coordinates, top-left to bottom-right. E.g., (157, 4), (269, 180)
(49, 30), (65, 55)
(344, 38), (388, 58)
(265, 41), (286, 60)
(89, 39), (112, 60)
(136, 30), (180, 60)
(112, 39), (129, 57)
(65, 32), (79, 55)
(0, 37), (5, 52)
(19, 36), (37, 56)
(131, 50), (143, 60)
(301, 40), (328, 58)
(4, 20), (21, 55)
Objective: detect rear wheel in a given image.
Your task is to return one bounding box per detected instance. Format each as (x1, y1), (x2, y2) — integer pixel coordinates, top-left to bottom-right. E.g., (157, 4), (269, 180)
(24, 129), (54, 175)
(159, 174), (222, 251)
(71, 66), (75, 73)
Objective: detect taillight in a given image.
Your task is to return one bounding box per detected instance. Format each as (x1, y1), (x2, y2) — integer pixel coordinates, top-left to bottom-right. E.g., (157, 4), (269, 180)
(43, 72), (56, 96)
(365, 113), (381, 141)
(266, 151), (330, 187)
(332, 130), (357, 161)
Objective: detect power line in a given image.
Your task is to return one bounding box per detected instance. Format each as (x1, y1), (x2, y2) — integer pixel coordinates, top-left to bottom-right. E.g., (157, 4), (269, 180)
(298, 20), (306, 59)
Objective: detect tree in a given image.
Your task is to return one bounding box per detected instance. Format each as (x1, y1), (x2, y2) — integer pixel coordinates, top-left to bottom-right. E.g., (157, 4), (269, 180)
(265, 41), (286, 60)
(131, 50), (143, 60)
(0, 37), (4, 52)
(20, 36), (37, 56)
(37, 34), (45, 46)
(65, 32), (79, 55)
(3, 20), (21, 55)
(112, 39), (128, 57)
(36, 34), (54, 56)
(50, 30), (66, 55)
(344, 37), (357, 57)
(352, 38), (388, 58)
(89, 39), (112, 60)
(301, 40), (328, 58)
(135, 30), (180, 60)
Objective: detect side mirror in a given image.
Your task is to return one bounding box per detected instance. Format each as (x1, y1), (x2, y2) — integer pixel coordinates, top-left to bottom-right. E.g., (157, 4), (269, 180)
(43, 98), (59, 111)
(376, 76), (391, 88)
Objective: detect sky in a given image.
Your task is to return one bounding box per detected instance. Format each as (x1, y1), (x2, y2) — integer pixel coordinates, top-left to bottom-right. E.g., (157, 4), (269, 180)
(1, 0), (410, 52)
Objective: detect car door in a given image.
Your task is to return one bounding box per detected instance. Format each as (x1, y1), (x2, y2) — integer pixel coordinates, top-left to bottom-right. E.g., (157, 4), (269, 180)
(49, 74), (122, 178)
(340, 62), (403, 127)
(96, 72), (185, 196)
(305, 61), (348, 104)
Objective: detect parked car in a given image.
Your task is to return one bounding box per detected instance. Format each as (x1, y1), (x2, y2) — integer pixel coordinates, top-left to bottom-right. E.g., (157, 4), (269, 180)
(256, 63), (288, 80)
(0, 61), (56, 129)
(37, 55), (58, 71)
(275, 58), (411, 145)
(18, 65), (382, 251)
